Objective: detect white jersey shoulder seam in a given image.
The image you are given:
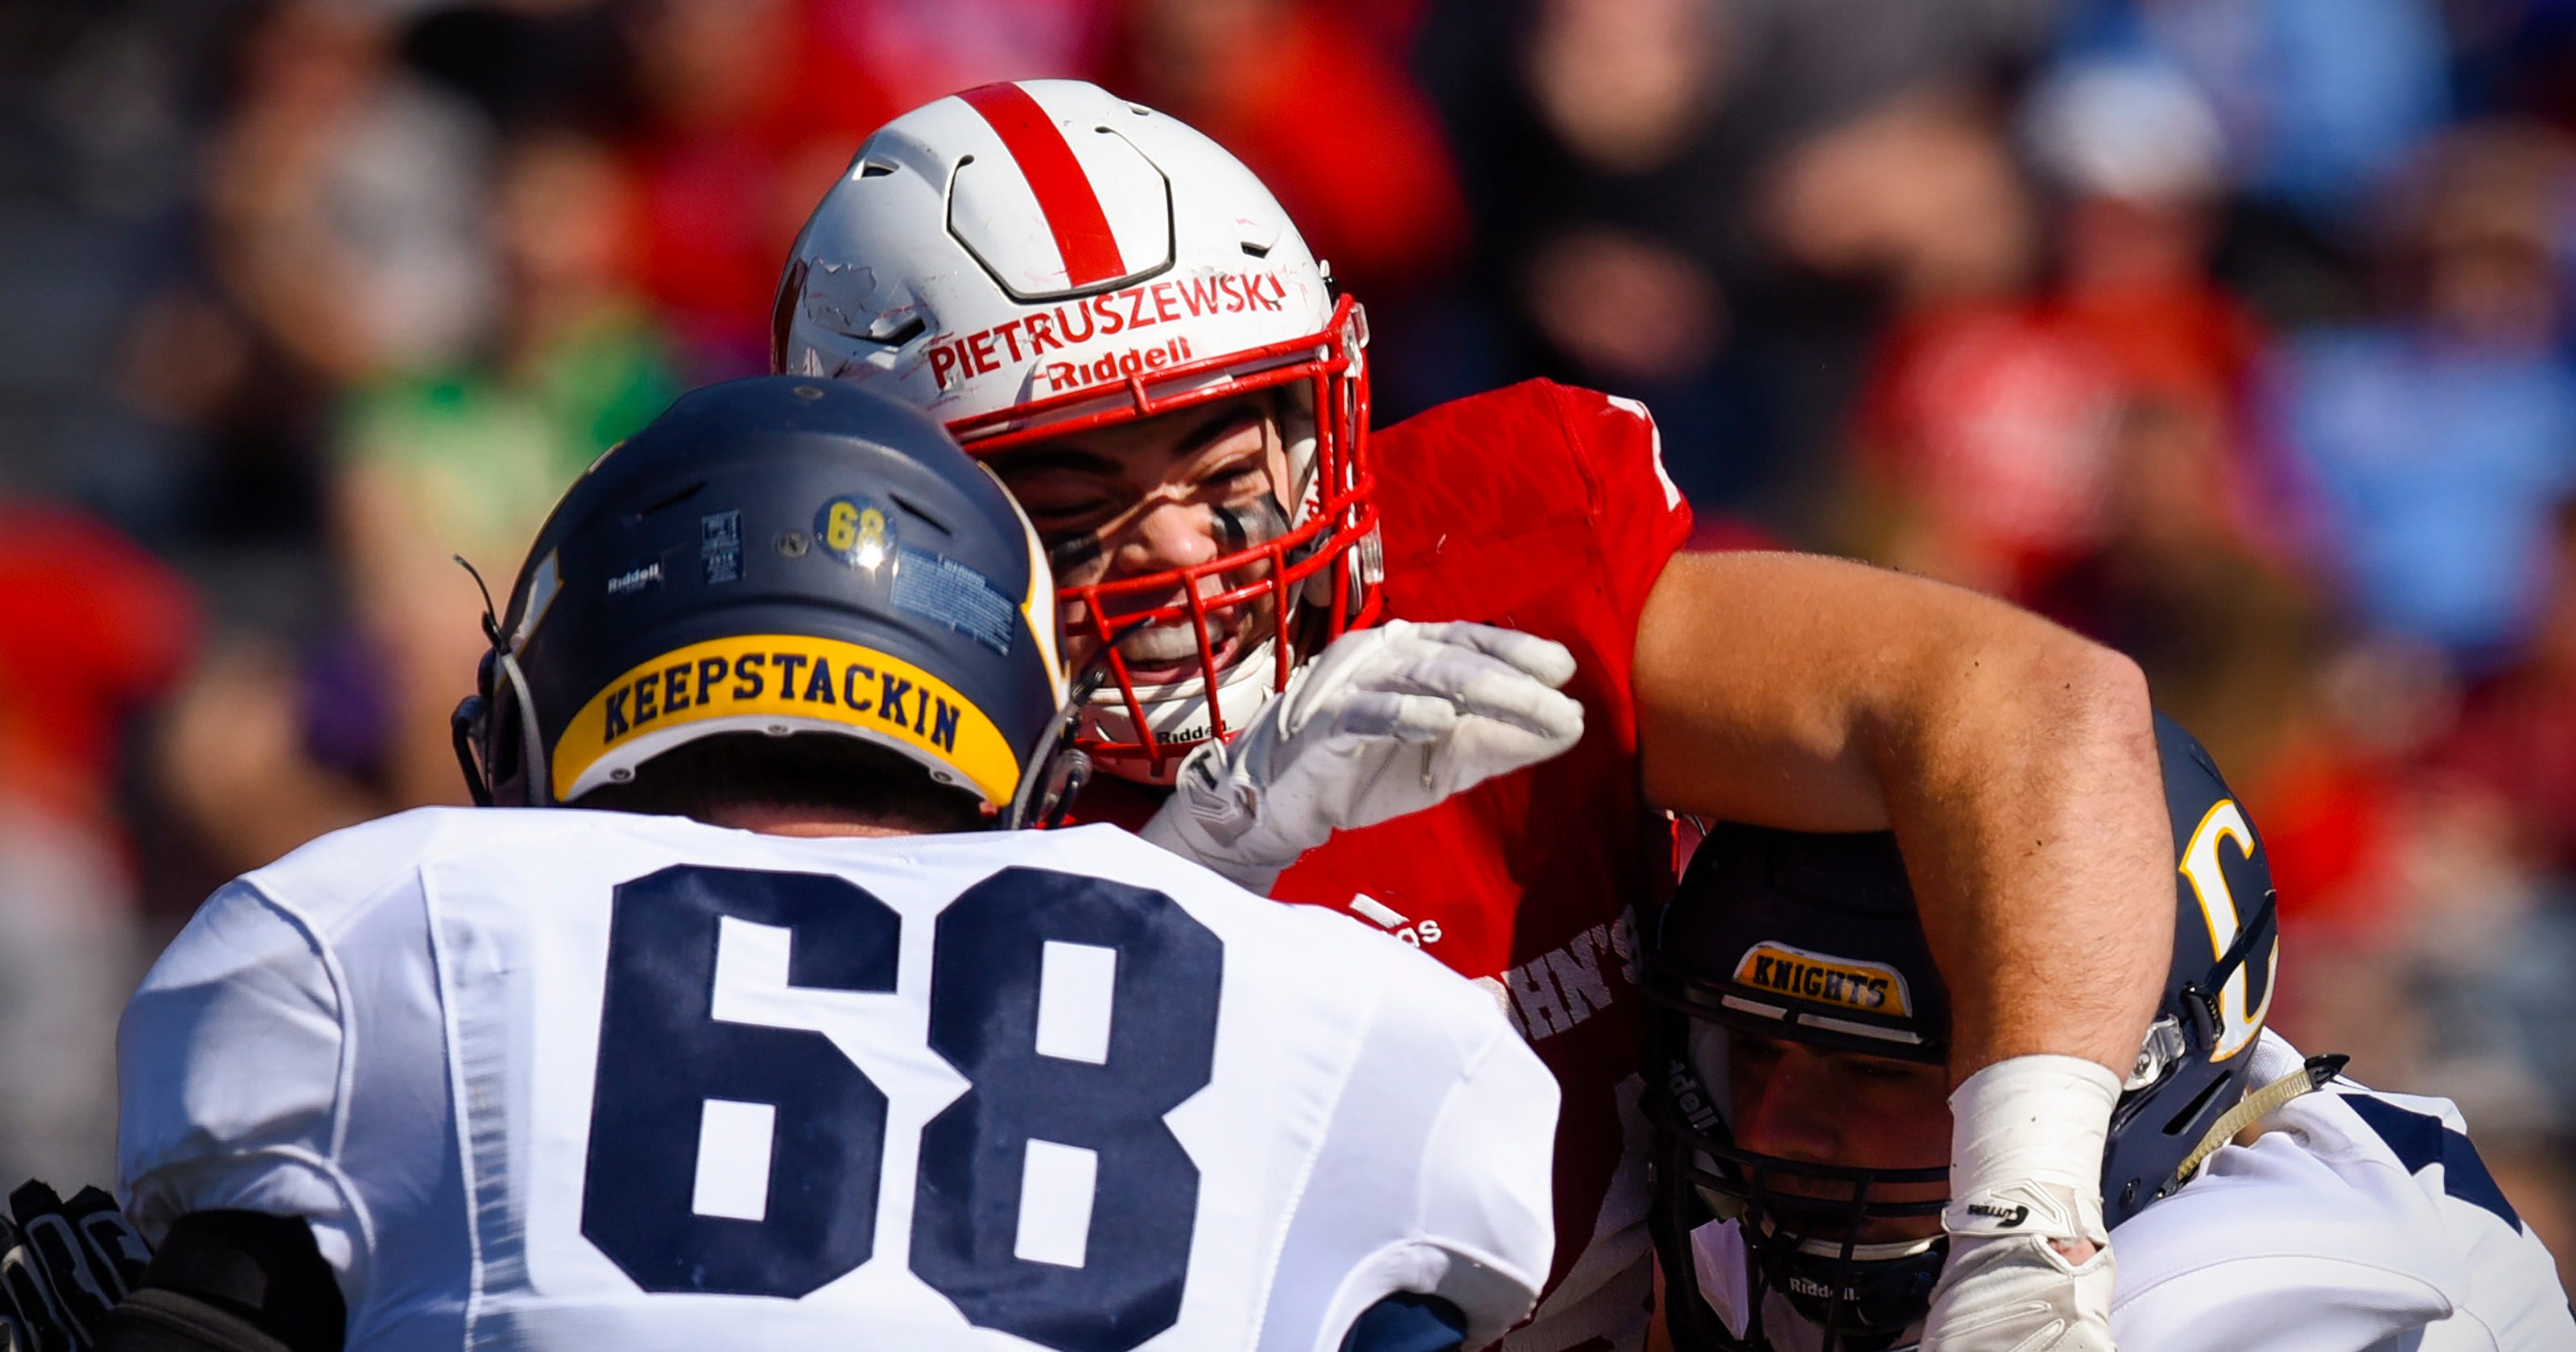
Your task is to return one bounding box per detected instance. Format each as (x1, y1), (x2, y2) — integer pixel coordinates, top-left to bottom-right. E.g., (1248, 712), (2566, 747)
(2112, 1248), (2456, 1323)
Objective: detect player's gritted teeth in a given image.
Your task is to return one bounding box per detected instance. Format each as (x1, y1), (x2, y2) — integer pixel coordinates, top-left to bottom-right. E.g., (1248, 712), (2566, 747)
(986, 390), (1293, 685)
(1088, 593), (1265, 685)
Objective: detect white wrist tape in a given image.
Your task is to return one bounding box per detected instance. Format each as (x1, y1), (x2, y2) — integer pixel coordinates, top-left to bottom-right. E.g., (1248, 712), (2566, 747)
(1944, 1054), (2120, 1244)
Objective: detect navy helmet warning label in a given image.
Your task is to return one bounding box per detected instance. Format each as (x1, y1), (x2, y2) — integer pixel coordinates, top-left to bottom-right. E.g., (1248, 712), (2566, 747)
(894, 547), (1016, 657)
(701, 510), (742, 584)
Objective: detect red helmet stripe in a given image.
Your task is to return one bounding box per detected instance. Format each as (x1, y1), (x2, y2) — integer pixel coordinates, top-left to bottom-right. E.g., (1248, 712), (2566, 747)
(958, 82), (1127, 287)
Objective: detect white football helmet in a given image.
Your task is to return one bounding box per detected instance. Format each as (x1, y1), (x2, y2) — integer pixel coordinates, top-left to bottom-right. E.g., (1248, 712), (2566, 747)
(774, 79), (1381, 781)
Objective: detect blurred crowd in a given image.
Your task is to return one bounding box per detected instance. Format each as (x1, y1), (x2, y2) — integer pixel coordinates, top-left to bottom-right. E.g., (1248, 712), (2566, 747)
(5, 0), (2576, 1278)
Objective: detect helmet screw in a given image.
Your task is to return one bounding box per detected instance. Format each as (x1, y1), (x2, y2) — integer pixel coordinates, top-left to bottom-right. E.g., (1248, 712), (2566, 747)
(792, 384), (825, 400)
(777, 531), (809, 558)
(609, 767), (634, 782)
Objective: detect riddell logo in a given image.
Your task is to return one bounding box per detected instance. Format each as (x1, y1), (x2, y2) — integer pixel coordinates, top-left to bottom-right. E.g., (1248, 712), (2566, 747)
(1663, 1060), (1721, 1135)
(1042, 336), (1194, 395)
(1786, 1274), (1856, 1301)
(1151, 719), (1210, 746)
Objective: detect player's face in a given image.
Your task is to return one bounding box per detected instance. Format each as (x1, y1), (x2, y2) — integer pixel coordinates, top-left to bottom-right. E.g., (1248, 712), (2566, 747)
(1725, 1031), (1951, 1242)
(987, 393), (1293, 680)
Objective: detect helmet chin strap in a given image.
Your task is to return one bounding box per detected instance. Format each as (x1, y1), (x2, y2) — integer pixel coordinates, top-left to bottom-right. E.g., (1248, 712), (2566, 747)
(453, 554), (555, 810)
(451, 695), (493, 808)
(495, 649), (552, 808)
(1006, 658), (1109, 829)
(2158, 1053), (2348, 1197)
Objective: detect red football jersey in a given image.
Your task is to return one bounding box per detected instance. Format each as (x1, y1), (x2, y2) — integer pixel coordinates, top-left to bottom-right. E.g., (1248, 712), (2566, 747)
(1075, 380), (1694, 1350)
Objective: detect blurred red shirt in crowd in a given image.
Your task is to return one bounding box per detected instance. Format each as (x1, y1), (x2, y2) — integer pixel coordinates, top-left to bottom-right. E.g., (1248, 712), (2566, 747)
(1852, 268), (2268, 602)
(1107, 0), (1468, 300)
(0, 506), (199, 852)
(618, 0), (1463, 365)
(1853, 300), (2128, 599)
(621, 0), (1133, 372)
(2430, 505), (2576, 871)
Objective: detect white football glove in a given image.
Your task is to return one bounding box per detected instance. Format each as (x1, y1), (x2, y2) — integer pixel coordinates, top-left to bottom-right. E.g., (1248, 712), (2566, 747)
(1139, 620), (1586, 892)
(1922, 1055), (2124, 1351)
(1927, 1227), (2116, 1352)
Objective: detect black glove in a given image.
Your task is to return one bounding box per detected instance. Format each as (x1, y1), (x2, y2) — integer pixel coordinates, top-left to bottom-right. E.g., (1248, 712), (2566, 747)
(0, 1182), (153, 1352)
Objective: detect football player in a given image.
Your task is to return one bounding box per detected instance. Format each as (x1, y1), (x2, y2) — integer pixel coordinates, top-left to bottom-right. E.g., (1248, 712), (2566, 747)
(774, 79), (2174, 1352)
(1642, 716), (2576, 1350)
(91, 377), (1563, 1352)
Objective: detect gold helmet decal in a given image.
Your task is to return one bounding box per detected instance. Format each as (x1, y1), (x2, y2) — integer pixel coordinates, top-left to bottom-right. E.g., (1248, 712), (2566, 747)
(1732, 941), (1914, 1017)
(549, 633), (1022, 805)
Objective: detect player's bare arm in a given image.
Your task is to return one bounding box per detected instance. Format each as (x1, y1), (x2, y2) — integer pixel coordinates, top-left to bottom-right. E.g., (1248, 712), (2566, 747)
(1633, 549), (2165, 1343)
(1632, 548), (2168, 1086)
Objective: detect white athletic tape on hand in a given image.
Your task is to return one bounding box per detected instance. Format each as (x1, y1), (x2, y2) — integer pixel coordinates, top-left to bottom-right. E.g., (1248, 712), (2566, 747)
(1945, 1053), (2120, 1244)
(1930, 1055), (2124, 1351)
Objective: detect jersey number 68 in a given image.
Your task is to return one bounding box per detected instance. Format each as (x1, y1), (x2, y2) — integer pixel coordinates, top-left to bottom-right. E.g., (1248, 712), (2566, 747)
(580, 864), (1222, 1352)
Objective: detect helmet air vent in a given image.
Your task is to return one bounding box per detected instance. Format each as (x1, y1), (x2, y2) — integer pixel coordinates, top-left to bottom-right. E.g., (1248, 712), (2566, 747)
(863, 314), (927, 347)
(888, 490), (952, 538)
(2158, 1070), (2235, 1139)
(627, 480), (704, 522)
(1238, 212), (1284, 259)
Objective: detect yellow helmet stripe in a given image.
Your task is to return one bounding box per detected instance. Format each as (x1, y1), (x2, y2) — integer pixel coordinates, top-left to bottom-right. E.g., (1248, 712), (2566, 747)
(550, 633), (1023, 806)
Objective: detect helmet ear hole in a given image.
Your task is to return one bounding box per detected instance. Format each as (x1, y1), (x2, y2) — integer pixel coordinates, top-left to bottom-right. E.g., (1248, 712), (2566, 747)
(453, 648), (510, 806)
(482, 677), (526, 802)
(460, 645), (542, 808)
(452, 695), (494, 808)
(490, 649), (551, 807)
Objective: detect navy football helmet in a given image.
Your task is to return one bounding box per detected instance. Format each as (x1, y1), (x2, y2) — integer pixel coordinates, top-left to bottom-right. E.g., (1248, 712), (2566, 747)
(1642, 714), (2285, 1351)
(454, 376), (1083, 827)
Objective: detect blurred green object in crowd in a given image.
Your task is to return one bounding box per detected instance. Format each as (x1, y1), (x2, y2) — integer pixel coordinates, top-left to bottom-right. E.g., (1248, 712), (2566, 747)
(335, 309), (681, 554)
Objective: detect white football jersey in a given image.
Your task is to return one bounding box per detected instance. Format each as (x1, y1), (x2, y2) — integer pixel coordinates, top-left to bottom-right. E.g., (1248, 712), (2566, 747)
(1689, 1032), (2574, 1351)
(2107, 1031), (2574, 1352)
(118, 809), (1558, 1352)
